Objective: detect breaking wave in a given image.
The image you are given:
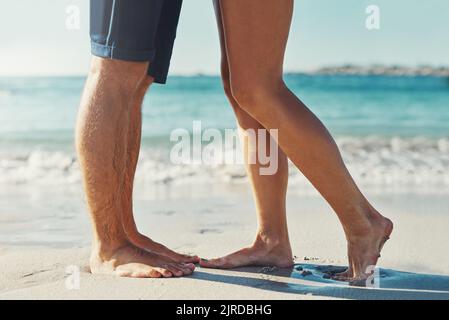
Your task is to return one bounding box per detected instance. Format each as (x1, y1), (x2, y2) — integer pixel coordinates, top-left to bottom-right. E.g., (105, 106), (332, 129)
(1, 136), (448, 194)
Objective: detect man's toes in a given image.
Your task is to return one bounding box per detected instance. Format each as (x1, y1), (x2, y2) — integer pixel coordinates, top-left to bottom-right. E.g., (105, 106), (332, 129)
(138, 267), (163, 278)
(183, 263), (196, 271)
(163, 263), (194, 277)
(171, 252), (200, 263)
(154, 267), (173, 278)
(183, 254), (200, 263)
(175, 263), (194, 275)
(188, 255), (201, 263)
(115, 264), (162, 278)
(164, 265), (184, 277)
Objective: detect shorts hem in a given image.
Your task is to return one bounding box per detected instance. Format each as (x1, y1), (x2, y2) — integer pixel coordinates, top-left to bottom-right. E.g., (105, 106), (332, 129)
(148, 72), (168, 84)
(91, 41), (156, 62)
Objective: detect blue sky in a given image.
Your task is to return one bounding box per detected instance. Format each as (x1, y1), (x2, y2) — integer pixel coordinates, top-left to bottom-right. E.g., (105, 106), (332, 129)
(0, 0), (448, 76)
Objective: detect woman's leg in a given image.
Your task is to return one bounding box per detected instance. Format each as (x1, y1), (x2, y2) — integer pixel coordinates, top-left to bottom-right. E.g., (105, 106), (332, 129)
(200, 1), (292, 269)
(217, 0), (393, 282)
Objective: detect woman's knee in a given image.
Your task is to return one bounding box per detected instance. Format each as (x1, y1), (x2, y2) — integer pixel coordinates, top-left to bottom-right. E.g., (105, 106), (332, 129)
(235, 109), (263, 130)
(220, 73), (260, 129)
(229, 79), (268, 113)
(230, 76), (287, 116)
(220, 69), (234, 102)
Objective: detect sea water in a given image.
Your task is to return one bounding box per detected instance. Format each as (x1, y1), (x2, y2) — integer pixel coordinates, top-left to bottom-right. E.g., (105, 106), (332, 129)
(1, 74), (448, 246)
(1, 74), (448, 192)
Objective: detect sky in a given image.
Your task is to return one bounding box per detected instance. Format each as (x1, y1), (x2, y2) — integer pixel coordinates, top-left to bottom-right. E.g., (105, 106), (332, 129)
(0, 0), (448, 76)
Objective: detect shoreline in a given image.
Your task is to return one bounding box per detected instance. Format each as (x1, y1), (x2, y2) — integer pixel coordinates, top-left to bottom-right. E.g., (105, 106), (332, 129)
(2, 65), (449, 79)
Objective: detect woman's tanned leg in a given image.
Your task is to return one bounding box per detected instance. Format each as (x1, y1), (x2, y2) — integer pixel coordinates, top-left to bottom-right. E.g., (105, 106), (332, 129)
(200, 1), (292, 269)
(213, 0), (392, 282)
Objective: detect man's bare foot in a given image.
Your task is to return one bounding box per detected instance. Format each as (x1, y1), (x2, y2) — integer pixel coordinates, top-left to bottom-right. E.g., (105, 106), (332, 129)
(90, 242), (196, 278)
(199, 234), (293, 269)
(345, 215), (393, 285)
(127, 232), (200, 264)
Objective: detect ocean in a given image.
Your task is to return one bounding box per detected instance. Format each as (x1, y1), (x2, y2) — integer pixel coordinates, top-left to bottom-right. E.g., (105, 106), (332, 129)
(0, 74), (448, 192)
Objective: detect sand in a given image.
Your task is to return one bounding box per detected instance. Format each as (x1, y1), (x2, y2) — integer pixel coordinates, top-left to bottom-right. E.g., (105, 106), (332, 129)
(1, 191), (449, 300)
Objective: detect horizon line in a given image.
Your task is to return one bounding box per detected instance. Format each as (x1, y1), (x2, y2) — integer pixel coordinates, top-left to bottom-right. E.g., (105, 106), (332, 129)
(1, 64), (448, 78)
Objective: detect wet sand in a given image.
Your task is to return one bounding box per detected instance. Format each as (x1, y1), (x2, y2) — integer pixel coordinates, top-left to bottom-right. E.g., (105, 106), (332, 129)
(1, 191), (449, 300)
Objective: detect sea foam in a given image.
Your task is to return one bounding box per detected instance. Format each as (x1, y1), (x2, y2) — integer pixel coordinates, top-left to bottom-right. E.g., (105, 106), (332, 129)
(0, 136), (448, 194)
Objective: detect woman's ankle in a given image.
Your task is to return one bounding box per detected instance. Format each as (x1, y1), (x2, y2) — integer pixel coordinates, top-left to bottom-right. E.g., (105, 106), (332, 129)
(341, 202), (388, 239)
(254, 229), (291, 251)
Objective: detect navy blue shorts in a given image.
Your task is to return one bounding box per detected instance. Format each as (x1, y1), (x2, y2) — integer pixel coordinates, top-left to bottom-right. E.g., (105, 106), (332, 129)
(90, 0), (183, 84)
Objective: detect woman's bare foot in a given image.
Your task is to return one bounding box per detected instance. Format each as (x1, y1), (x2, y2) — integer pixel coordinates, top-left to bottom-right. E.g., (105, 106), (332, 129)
(127, 232), (200, 264)
(331, 266), (353, 281)
(90, 242), (196, 278)
(331, 252), (354, 281)
(199, 233), (293, 269)
(345, 215), (393, 285)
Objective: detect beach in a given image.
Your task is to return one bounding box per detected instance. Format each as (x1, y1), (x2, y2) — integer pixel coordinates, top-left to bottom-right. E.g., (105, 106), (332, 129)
(2, 0), (449, 302)
(1, 185), (449, 300)
(1, 74), (449, 300)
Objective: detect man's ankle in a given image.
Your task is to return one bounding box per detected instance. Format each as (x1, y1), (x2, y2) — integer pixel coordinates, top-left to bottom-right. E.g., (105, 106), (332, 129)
(92, 237), (129, 257)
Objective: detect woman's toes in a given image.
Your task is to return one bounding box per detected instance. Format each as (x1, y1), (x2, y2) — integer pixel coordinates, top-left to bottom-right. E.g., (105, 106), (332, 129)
(349, 278), (368, 287)
(331, 275), (349, 281)
(200, 258), (226, 268)
(199, 258), (213, 268)
(330, 268), (352, 281)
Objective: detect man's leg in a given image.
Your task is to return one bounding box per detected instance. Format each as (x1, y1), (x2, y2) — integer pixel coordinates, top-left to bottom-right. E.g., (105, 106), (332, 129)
(76, 57), (194, 278)
(120, 75), (199, 263)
